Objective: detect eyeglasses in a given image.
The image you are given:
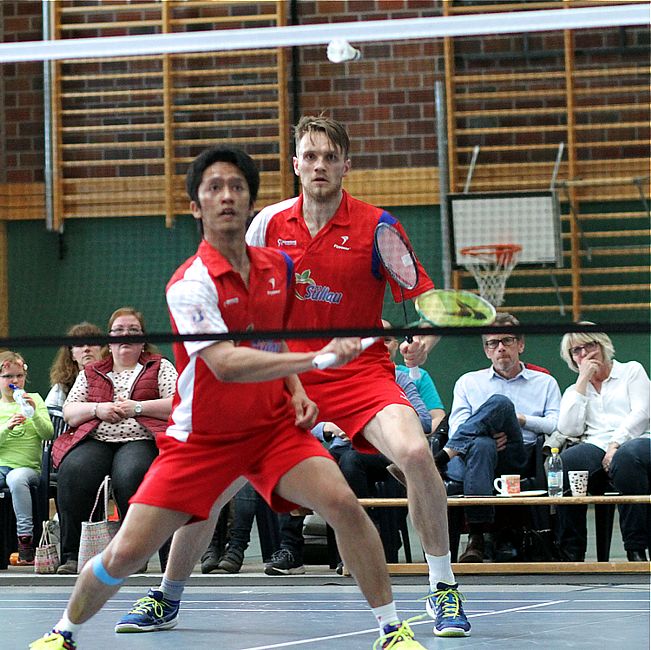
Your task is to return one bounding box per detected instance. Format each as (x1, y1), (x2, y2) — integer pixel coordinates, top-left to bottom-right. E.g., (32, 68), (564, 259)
(109, 327), (143, 335)
(484, 336), (519, 349)
(0, 373), (26, 380)
(570, 341), (599, 357)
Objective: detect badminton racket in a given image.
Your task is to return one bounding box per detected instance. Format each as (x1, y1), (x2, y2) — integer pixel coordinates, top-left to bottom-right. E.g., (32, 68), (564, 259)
(375, 221), (496, 332)
(373, 221), (423, 379)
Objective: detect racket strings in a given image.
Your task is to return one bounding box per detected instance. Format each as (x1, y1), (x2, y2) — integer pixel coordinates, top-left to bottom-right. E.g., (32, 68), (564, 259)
(374, 225), (418, 290)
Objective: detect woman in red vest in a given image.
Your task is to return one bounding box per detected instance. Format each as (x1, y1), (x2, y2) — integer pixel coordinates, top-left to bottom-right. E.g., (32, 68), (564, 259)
(53, 307), (177, 575)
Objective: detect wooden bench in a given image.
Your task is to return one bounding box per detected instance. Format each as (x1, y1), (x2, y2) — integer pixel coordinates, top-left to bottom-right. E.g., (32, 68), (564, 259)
(356, 494), (651, 574)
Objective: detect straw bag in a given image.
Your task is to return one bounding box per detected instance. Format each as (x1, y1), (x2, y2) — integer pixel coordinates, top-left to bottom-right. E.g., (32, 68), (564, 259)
(34, 520), (60, 574)
(78, 475), (120, 571)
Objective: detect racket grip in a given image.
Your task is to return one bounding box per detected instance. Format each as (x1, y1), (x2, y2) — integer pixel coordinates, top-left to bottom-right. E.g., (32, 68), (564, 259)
(409, 366), (421, 380)
(312, 337), (377, 370)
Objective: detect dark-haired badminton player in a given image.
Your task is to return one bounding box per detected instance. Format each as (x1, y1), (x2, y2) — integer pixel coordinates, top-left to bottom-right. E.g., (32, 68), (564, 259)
(30, 145), (428, 650)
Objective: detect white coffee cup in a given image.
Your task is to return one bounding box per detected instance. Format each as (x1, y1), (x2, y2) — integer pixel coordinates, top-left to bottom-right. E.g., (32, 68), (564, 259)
(568, 470), (589, 497)
(493, 474), (520, 496)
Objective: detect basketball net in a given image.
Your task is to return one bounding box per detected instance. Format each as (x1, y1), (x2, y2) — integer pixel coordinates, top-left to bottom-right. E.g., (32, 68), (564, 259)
(460, 244), (522, 307)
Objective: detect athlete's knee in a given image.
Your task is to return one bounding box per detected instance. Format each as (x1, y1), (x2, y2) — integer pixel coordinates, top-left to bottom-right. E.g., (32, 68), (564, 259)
(403, 433), (433, 463)
(318, 484), (363, 524)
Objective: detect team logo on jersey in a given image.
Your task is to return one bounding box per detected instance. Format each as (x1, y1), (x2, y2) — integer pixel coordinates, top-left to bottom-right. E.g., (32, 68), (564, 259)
(267, 277), (281, 296)
(277, 238), (297, 247)
(294, 269), (343, 304)
(224, 297), (239, 306)
(333, 235), (351, 251)
(190, 308), (205, 323)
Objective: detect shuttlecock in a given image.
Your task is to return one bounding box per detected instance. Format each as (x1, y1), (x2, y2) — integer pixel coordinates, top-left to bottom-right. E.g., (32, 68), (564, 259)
(326, 38), (361, 63)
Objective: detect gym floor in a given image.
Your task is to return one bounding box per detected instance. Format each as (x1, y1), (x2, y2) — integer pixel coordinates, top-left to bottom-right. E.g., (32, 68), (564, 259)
(2, 572), (649, 650)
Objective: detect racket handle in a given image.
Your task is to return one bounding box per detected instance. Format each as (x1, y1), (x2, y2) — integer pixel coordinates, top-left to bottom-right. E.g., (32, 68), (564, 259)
(312, 337), (377, 370)
(409, 366), (421, 380)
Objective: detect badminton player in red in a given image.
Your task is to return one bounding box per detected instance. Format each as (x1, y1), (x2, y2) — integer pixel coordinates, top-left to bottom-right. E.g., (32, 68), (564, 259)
(30, 146), (428, 650)
(246, 115), (471, 638)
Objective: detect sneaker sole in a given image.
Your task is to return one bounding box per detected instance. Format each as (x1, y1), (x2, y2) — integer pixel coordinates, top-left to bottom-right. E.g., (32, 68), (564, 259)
(264, 566), (306, 576)
(434, 627), (471, 637)
(114, 618), (178, 633)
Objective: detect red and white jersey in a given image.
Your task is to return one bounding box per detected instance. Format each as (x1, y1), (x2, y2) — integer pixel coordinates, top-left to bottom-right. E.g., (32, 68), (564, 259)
(165, 239), (295, 442)
(246, 190), (434, 383)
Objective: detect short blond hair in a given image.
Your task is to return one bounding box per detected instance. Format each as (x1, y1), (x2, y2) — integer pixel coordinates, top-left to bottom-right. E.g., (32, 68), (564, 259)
(560, 322), (615, 372)
(294, 115), (350, 158)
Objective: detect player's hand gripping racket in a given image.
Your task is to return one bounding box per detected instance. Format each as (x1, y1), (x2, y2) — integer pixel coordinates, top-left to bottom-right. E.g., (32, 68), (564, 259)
(312, 336), (377, 369)
(373, 222), (496, 368)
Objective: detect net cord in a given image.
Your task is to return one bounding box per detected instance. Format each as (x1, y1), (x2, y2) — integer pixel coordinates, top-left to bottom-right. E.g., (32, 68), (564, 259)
(0, 4), (647, 63)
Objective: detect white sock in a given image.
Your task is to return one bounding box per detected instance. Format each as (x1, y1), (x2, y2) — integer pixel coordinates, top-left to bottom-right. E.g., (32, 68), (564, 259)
(160, 576), (185, 602)
(54, 610), (81, 634)
(371, 601), (399, 634)
(425, 551), (456, 591)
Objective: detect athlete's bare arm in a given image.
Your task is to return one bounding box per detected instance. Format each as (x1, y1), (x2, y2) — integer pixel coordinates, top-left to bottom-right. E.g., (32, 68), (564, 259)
(199, 337), (362, 383)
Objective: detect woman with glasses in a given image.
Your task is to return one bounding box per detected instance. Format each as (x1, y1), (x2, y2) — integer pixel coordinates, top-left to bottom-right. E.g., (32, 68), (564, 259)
(45, 321), (105, 420)
(556, 326), (650, 561)
(52, 307), (177, 574)
(0, 351), (54, 565)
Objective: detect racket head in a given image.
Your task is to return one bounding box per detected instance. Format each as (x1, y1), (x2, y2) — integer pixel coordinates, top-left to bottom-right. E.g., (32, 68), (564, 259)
(373, 222), (419, 290)
(414, 289), (496, 327)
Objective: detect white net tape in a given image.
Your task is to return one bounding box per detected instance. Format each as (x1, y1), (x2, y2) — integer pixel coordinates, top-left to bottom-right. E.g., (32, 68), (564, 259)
(461, 245), (521, 308)
(0, 4), (647, 62)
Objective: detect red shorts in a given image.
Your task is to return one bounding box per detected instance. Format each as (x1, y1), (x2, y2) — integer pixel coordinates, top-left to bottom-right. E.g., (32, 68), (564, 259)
(130, 424), (333, 522)
(304, 363), (413, 454)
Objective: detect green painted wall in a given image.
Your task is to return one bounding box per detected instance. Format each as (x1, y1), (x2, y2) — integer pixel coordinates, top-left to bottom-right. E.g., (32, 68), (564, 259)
(6, 206), (649, 409)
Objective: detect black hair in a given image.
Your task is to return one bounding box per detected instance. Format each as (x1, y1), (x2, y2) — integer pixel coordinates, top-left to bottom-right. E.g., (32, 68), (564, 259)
(185, 145), (260, 205)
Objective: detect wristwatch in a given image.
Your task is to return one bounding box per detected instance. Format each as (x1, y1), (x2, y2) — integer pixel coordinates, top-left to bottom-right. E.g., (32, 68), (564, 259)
(134, 402), (143, 416)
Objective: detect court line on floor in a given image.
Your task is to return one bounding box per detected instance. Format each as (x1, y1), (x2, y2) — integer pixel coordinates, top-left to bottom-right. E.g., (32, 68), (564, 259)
(236, 599), (575, 650)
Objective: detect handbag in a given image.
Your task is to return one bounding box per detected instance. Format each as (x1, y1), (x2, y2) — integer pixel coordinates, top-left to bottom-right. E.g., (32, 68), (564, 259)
(34, 520), (60, 574)
(78, 475), (121, 571)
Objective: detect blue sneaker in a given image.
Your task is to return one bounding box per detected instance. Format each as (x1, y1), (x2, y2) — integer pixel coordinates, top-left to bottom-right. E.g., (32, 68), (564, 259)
(29, 629), (77, 649)
(373, 617), (427, 649)
(424, 582), (471, 637)
(114, 588), (179, 633)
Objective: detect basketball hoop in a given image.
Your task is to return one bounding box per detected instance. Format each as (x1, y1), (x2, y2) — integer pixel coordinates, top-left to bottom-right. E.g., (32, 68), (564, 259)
(460, 244), (522, 307)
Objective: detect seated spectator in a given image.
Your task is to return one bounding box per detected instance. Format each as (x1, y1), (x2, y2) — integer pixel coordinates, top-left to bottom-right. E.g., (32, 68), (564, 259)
(53, 307), (177, 574)
(202, 481), (271, 574)
(383, 321), (446, 431)
(45, 321), (104, 419)
(555, 326), (650, 561)
(441, 313), (561, 563)
(609, 438), (651, 561)
(0, 351), (54, 564)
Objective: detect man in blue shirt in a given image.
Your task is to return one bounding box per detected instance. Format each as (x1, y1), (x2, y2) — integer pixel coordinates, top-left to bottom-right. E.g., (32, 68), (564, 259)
(439, 313), (561, 562)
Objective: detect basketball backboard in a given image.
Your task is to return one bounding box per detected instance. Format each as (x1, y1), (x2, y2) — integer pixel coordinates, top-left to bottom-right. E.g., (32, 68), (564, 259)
(447, 190), (563, 269)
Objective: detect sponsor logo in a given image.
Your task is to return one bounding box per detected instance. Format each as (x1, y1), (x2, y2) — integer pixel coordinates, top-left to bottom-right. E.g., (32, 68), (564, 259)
(267, 277), (281, 296)
(251, 339), (282, 353)
(294, 269), (343, 304)
(223, 297), (239, 306)
(277, 238), (297, 247)
(190, 308), (205, 323)
(333, 235), (351, 250)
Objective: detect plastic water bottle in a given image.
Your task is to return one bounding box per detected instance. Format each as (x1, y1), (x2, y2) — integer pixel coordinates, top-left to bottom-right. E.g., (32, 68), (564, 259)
(9, 383), (35, 418)
(547, 447), (563, 497)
